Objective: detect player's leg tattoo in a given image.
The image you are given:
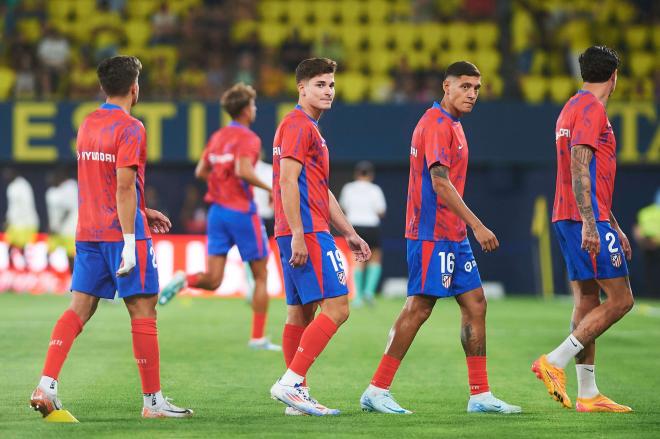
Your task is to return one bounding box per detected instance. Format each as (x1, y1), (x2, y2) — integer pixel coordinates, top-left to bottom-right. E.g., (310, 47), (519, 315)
(456, 288), (487, 357)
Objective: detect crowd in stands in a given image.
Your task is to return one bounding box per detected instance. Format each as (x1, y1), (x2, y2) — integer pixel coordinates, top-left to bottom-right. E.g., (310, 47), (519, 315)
(0, 0), (658, 103)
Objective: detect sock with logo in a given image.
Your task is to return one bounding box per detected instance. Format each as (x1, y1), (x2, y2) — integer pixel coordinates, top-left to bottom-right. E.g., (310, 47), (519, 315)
(252, 312), (267, 340)
(370, 354), (401, 390)
(364, 263), (382, 301)
(131, 318), (161, 394)
(42, 309), (84, 380)
(547, 334), (584, 368)
(286, 313), (338, 381)
(466, 356), (490, 395)
(576, 364), (600, 398)
(143, 390), (165, 408)
(39, 376), (58, 394)
(282, 323), (307, 386)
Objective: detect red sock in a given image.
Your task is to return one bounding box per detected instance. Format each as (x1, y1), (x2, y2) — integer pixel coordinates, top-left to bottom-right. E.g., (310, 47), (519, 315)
(466, 356), (489, 395)
(282, 323), (307, 386)
(289, 313), (338, 377)
(252, 312), (267, 339)
(131, 318), (161, 394)
(370, 354), (401, 390)
(186, 273), (200, 287)
(42, 309), (84, 379)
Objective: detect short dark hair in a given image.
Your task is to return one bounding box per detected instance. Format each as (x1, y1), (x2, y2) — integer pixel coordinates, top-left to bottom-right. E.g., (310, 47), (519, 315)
(578, 46), (620, 83)
(97, 56), (142, 97)
(355, 160), (374, 177)
(295, 57), (337, 83)
(221, 82), (256, 118)
(444, 61), (481, 79)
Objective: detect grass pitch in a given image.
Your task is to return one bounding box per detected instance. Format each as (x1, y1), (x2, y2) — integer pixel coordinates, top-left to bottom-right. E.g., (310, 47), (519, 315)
(1, 293), (659, 438)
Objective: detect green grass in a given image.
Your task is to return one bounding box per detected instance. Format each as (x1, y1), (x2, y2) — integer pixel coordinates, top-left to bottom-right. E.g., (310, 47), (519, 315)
(1, 293), (659, 438)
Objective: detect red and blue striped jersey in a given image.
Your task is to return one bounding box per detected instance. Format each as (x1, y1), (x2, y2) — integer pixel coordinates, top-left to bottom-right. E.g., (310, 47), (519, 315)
(273, 106), (330, 238)
(202, 122), (261, 213)
(553, 90), (616, 223)
(405, 102), (469, 242)
(76, 103), (151, 241)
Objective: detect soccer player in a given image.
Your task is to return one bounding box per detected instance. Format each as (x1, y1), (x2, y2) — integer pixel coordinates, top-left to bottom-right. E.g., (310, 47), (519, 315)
(46, 167), (78, 272)
(359, 61), (521, 414)
(2, 167), (39, 270)
(159, 83), (280, 351)
(268, 58), (371, 416)
(532, 46), (634, 413)
(29, 55), (192, 419)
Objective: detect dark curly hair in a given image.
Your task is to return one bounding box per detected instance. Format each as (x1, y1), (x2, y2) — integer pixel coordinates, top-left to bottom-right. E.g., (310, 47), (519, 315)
(295, 58), (337, 83)
(97, 55), (142, 97)
(579, 46), (620, 83)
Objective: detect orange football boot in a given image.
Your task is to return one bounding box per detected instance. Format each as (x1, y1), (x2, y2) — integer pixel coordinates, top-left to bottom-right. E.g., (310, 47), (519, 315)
(531, 355), (572, 408)
(576, 394), (632, 413)
(30, 386), (61, 417)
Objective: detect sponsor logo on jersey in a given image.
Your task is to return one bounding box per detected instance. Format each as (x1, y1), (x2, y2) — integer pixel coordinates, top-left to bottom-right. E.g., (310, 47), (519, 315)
(611, 253), (622, 268)
(464, 261), (476, 272)
(337, 271), (346, 286)
(273, 146), (281, 156)
(208, 153), (234, 164)
(410, 146), (418, 157)
(442, 274), (452, 289)
(555, 128), (571, 140)
(77, 151), (116, 163)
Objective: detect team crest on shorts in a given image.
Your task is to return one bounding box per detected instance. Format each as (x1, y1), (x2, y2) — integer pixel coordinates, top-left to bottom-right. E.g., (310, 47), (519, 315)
(442, 274), (452, 289)
(337, 271), (346, 286)
(610, 253), (622, 268)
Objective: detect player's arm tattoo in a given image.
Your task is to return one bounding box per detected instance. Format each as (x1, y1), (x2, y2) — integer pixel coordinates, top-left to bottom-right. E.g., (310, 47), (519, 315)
(460, 322), (486, 357)
(430, 164), (449, 179)
(570, 145), (596, 227)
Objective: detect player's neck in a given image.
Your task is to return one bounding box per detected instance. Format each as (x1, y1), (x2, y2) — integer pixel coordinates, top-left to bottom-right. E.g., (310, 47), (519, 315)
(440, 99), (461, 119)
(232, 115), (251, 127)
(105, 97), (132, 114)
(297, 101), (322, 122)
(581, 83), (610, 106)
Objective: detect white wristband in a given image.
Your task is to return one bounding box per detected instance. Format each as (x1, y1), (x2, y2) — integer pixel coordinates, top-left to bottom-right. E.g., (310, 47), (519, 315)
(123, 233), (136, 246)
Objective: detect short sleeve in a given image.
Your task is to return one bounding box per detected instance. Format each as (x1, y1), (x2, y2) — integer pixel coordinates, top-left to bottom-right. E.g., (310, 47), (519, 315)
(280, 120), (312, 164)
(116, 121), (145, 169)
(236, 133), (261, 163)
(424, 122), (453, 169)
(570, 103), (606, 150)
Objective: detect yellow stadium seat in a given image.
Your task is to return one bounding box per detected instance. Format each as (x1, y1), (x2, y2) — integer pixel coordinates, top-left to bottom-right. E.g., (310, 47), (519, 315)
(125, 20), (152, 48)
(625, 25), (650, 50)
(614, 1), (636, 24)
(338, 0), (367, 24)
(406, 50), (433, 71)
(231, 20), (258, 42)
(74, 0), (96, 19)
(146, 46), (178, 74)
(652, 25), (660, 49)
(391, 0), (412, 19)
(419, 23), (445, 52)
(287, 1), (312, 25)
(368, 74), (393, 103)
(365, 25), (391, 50)
(438, 49), (473, 68)
(338, 25), (368, 51)
(511, 3), (535, 53)
(366, 49), (397, 74)
(170, 0), (201, 17)
(336, 71), (368, 103)
(629, 51), (656, 78)
(480, 74), (503, 99)
(258, 0), (288, 23)
(0, 67), (16, 100)
(520, 75), (548, 104)
(313, 1), (341, 26)
(473, 22), (499, 49)
(445, 22), (472, 51)
(392, 23), (420, 52)
(48, 0), (76, 20)
(127, 0), (159, 20)
(611, 76), (630, 101)
(473, 49), (501, 76)
(548, 76), (577, 104)
(365, 0), (392, 24)
(257, 23), (291, 48)
(285, 73), (299, 95)
(17, 18), (42, 43)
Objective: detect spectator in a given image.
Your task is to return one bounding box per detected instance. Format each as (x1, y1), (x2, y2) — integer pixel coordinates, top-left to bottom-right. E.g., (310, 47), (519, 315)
(36, 26), (70, 97)
(633, 189), (660, 296)
(14, 54), (37, 99)
(45, 167), (77, 273)
(69, 55), (100, 100)
(180, 184), (207, 234)
(233, 52), (257, 86)
(151, 2), (178, 45)
(257, 49), (286, 98)
(280, 29), (311, 71)
(2, 167), (39, 270)
(339, 161), (387, 306)
(205, 55), (229, 98)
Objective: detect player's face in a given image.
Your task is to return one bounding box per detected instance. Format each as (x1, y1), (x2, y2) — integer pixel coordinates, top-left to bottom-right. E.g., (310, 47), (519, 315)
(299, 73), (335, 111)
(443, 75), (481, 114)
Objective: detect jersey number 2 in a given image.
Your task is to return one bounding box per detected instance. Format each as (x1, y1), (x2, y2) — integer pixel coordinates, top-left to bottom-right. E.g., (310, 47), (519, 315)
(605, 232), (619, 254)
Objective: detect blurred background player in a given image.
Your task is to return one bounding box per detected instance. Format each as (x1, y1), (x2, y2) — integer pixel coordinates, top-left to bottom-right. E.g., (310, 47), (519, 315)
(360, 61), (521, 415)
(269, 58), (371, 416)
(29, 55), (192, 419)
(532, 46), (634, 413)
(2, 167), (39, 271)
(339, 161), (386, 306)
(159, 83), (280, 351)
(45, 166), (78, 273)
(633, 189), (660, 297)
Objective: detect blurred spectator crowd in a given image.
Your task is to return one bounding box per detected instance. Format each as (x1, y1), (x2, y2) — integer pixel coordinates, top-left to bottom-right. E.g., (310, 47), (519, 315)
(0, 0), (658, 103)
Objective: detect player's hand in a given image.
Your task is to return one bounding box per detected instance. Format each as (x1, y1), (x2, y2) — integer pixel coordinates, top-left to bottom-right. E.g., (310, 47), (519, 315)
(581, 221), (600, 255)
(616, 227), (632, 260)
(290, 233), (308, 267)
(472, 224), (499, 252)
(346, 232), (371, 262)
(116, 234), (136, 277)
(146, 208), (171, 234)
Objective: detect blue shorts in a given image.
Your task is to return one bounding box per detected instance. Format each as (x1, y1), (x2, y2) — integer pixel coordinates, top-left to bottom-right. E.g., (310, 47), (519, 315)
(207, 204), (269, 261)
(407, 238), (482, 298)
(277, 232), (349, 305)
(553, 220), (629, 281)
(71, 240), (159, 299)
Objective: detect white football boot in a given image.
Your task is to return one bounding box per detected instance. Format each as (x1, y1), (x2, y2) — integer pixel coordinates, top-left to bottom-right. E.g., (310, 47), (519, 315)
(467, 392), (522, 414)
(360, 385), (412, 414)
(142, 396), (194, 418)
(270, 380), (325, 416)
(248, 337), (282, 351)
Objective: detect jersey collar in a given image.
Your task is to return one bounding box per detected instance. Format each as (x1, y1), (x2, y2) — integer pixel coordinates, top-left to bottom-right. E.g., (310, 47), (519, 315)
(100, 103), (127, 113)
(228, 120), (247, 129)
(434, 101), (460, 122)
(295, 105), (319, 126)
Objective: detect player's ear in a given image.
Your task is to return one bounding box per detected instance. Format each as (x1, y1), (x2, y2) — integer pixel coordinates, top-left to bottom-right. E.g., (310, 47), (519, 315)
(442, 78), (451, 94)
(297, 80), (306, 96)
